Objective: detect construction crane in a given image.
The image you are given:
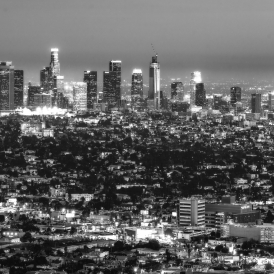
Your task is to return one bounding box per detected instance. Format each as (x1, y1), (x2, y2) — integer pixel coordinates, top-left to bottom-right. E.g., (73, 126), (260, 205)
(151, 43), (158, 57)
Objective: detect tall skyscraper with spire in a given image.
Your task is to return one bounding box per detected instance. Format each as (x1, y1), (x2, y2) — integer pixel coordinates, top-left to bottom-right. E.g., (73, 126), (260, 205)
(148, 55), (160, 109)
(189, 71), (202, 106)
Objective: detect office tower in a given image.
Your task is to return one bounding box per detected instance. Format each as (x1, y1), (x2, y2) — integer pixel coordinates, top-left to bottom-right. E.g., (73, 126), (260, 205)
(33, 93), (52, 108)
(251, 93), (261, 113)
(190, 71), (202, 106)
(230, 87), (241, 106)
(52, 75), (65, 107)
(148, 55), (160, 109)
(178, 196), (205, 227)
(14, 70), (24, 108)
(28, 86), (41, 107)
(72, 82), (87, 112)
(131, 69), (143, 97)
(109, 60), (122, 104)
(171, 82), (184, 100)
(195, 83), (206, 106)
(84, 71), (97, 109)
(103, 71), (117, 105)
(40, 67), (52, 92)
(268, 92), (274, 111)
(50, 48), (60, 77)
(0, 62), (14, 111)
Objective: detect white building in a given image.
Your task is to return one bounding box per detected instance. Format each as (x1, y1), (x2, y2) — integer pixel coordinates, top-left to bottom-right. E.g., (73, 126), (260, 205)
(178, 195), (205, 227)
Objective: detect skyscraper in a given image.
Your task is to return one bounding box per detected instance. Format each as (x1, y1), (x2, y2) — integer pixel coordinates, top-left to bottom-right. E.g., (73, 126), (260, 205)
(178, 196), (205, 227)
(14, 70), (24, 108)
(50, 48), (60, 77)
(109, 60), (121, 104)
(28, 86), (41, 108)
(103, 71), (117, 105)
(190, 71), (202, 106)
(73, 82), (87, 112)
(251, 93), (261, 113)
(40, 67), (52, 92)
(131, 69), (143, 110)
(195, 83), (206, 106)
(40, 48), (61, 93)
(230, 87), (241, 106)
(131, 69), (143, 97)
(268, 92), (274, 111)
(171, 82), (184, 100)
(0, 62), (14, 110)
(84, 71), (97, 109)
(53, 76), (65, 107)
(148, 55), (160, 109)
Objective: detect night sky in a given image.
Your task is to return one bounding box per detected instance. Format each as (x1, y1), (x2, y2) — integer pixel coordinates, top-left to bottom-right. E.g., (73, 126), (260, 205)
(1, 0), (274, 84)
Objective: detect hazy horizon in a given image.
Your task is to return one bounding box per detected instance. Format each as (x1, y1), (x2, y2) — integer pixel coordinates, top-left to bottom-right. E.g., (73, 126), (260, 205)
(1, 0), (274, 85)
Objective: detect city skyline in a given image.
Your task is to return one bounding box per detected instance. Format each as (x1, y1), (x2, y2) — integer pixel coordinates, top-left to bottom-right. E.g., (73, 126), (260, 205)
(0, 0), (274, 84)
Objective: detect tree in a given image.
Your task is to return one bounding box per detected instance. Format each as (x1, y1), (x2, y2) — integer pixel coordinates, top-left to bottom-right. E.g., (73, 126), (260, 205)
(70, 226), (77, 235)
(265, 262), (273, 271)
(21, 232), (32, 242)
(147, 239), (160, 251)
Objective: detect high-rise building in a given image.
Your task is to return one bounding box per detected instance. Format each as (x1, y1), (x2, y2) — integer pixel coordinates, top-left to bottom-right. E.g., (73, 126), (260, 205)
(131, 69), (143, 110)
(103, 71), (117, 105)
(148, 55), (160, 109)
(109, 60), (121, 105)
(251, 93), (261, 113)
(52, 75), (65, 107)
(40, 48), (60, 93)
(33, 93), (52, 108)
(73, 82), (87, 112)
(14, 70), (24, 108)
(171, 82), (184, 100)
(0, 62), (14, 111)
(190, 71), (202, 106)
(230, 87), (241, 106)
(195, 83), (206, 106)
(28, 86), (41, 108)
(178, 196), (205, 227)
(268, 92), (274, 111)
(40, 67), (51, 92)
(131, 69), (143, 97)
(84, 71), (97, 109)
(50, 48), (60, 77)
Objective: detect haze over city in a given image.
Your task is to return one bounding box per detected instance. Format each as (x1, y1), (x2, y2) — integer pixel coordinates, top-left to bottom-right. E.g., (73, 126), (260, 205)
(1, 0), (274, 84)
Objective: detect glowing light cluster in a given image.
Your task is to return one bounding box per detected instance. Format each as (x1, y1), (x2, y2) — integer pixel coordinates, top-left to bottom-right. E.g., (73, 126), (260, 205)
(192, 71), (202, 83)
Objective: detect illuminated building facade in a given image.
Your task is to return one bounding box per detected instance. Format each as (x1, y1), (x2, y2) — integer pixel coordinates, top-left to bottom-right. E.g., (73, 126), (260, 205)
(131, 69), (143, 110)
(109, 60), (121, 105)
(33, 93), (52, 108)
(268, 92), (274, 111)
(52, 75), (65, 107)
(40, 67), (53, 92)
(0, 62), (14, 110)
(50, 48), (60, 77)
(171, 82), (184, 100)
(72, 82), (87, 112)
(195, 83), (206, 106)
(103, 71), (117, 105)
(251, 93), (261, 113)
(28, 86), (41, 107)
(148, 55), (160, 109)
(84, 71), (97, 109)
(14, 70), (24, 108)
(190, 71), (202, 106)
(178, 196), (205, 227)
(230, 87), (241, 106)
